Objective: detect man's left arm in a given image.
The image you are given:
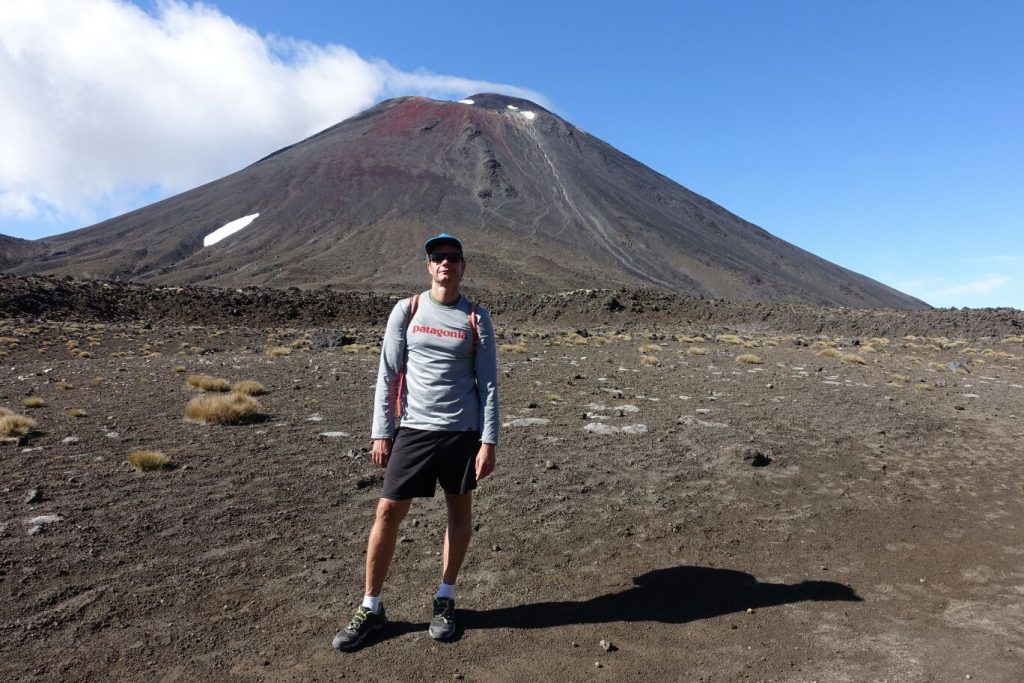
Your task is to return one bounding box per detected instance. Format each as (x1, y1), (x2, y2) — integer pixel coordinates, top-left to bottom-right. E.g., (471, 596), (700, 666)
(474, 308), (499, 479)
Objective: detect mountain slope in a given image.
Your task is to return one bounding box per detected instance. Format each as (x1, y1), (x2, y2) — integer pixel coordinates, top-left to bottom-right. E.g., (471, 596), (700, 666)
(4, 94), (927, 308)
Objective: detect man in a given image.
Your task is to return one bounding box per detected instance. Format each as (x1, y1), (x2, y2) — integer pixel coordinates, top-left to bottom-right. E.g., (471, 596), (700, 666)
(333, 232), (499, 651)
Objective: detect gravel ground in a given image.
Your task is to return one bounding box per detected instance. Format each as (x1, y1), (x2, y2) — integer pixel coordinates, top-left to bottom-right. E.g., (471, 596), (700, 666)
(1, 293), (1023, 681)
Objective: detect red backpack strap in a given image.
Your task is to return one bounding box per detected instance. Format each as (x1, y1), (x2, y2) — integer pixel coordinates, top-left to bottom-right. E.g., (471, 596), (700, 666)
(468, 302), (479, 356)
(394, 294), (419, 418)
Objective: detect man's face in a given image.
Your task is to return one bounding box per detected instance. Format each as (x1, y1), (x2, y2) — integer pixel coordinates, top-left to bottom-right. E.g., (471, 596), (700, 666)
(426, 247), (466, 286)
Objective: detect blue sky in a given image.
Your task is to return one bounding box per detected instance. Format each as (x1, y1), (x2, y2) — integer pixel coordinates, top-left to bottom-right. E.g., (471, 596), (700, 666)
(2, 1), (1021, 309)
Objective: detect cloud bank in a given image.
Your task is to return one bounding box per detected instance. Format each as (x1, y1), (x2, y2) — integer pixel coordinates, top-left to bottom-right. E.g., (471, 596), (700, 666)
(0, 0), (545, 236)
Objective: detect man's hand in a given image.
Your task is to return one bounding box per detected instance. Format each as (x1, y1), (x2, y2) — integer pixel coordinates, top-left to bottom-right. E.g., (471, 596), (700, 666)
(475, 443), (496, 481)
(372, 438), (393, 467)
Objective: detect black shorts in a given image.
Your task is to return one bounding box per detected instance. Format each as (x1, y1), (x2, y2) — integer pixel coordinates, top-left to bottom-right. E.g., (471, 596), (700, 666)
(381, 428), (481, 500)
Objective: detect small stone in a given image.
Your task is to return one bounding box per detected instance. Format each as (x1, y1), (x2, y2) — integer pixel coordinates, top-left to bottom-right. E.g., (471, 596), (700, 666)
(595, 662), (603, 668)
(599, 639), (616, 652)
(492, 544), (501, 552)
(24, 489), (41, 504)
(105, 432), (119, 439)
(544, 460), (557, 470)
(61, 436), (79, 444)
(746, 608), (754, 614)
(765, 383), (773, 389)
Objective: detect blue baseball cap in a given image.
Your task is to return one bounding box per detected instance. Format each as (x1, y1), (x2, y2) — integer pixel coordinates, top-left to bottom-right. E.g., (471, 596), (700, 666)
(423, 232), (463, 255)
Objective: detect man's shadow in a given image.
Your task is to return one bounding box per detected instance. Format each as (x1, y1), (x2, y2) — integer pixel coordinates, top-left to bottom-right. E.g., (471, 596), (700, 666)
(379, 565), (860, 643)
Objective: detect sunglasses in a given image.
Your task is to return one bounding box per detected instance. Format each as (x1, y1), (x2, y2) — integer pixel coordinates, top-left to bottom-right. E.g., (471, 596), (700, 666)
(428, 252), (463, 263)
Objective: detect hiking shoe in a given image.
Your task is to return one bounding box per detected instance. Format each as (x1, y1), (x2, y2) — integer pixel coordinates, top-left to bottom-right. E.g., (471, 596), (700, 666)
(429, 597), (457, 641)
(332, 605), (387, 651)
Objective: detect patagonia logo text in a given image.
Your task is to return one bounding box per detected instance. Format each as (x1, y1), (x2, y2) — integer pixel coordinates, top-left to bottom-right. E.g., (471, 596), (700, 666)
(411, 324), (467, 340)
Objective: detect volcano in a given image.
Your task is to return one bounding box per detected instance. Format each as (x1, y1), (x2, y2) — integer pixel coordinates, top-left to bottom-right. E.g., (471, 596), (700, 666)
(3, 93), (926, 308)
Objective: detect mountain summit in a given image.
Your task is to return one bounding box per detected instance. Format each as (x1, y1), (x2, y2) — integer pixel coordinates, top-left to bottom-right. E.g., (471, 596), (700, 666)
(4, 94), (925, 308)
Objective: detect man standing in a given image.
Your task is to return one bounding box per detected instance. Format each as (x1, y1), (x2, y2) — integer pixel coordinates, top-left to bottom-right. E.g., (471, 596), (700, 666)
(333, 233), (499, 651)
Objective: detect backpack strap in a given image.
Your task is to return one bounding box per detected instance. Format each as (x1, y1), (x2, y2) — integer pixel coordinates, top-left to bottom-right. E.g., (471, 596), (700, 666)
(394, 294), (419, 418)
(468, 302), (479, 361)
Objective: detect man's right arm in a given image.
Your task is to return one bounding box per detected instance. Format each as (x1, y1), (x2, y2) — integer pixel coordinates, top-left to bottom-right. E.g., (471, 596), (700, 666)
(370, 300), (410, 442)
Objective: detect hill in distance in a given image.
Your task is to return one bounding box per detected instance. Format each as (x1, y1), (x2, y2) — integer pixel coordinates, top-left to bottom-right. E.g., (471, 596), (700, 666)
(2, 93), (926, 309)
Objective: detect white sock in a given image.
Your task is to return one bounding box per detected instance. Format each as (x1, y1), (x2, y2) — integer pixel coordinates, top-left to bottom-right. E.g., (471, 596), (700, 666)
(436, 582), (455, 600)
(361, 595), (381, 613)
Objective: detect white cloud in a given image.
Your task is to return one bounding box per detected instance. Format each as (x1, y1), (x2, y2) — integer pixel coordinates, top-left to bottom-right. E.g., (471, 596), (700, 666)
(894, 273), (1017, 309)
(932, 274), (1012, 298)
(0, 0), (546, 232)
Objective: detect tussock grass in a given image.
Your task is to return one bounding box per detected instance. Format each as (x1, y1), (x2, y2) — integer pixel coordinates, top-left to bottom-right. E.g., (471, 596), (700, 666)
(687, 346), (708, 356)
(890, 374), (909, 383)
(812, 339), (838, 348)
(817, 348), (841, 358)
(22, 397), (46, 409)
(641, 355), (661, 366)
(232, 380), (268, 396)
(590, 337), (608, 347)
(542, 393), (562, 402)
(611, 333), (632, 342)
(75, 350), (92, 359)
(267, 346), (292, 356)
(65, 407), (88, 418)
(173, 365), (187, 373)
(866, 337), (891, 347)
(736, 353), (763, 365)
(676, 335), (705, 343)
(0, 407), (11, 416)
(927, 362), (947, 371)
(56, 381), (74, 390)
(860, 344), (877, 354)
(187, 374), (230, 392)
(0, 336), (19, 344)
(127, 450), (171, 471)
(914, 382), (932, 391)
(639, 344), (661, 353)
(841, 353), (867, 365)
(185, 392), (262, 425)
(1002, 335), (1024, 344)
(0, 414), (36, 437)
(716, 334), (744, 345)
(499, 342), (528, 354)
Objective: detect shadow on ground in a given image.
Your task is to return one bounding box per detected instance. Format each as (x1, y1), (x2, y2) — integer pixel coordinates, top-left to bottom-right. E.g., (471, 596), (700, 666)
(372, 565), (861, 644)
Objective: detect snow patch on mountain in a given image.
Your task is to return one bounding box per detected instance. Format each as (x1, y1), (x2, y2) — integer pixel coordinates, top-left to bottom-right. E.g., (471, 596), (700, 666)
(204, 213), (259, 247)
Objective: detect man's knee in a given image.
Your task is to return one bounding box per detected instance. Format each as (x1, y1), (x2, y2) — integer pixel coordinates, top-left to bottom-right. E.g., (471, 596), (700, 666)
(375, 498), (410, 527)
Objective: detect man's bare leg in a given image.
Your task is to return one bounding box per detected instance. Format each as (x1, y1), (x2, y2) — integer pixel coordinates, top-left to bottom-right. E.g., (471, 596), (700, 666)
(365, 497), (412, 597)
(441, 492), (473, 585)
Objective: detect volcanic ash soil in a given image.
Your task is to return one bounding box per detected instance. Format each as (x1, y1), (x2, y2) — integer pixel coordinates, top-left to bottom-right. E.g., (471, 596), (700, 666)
(1, 296), (1024, 680)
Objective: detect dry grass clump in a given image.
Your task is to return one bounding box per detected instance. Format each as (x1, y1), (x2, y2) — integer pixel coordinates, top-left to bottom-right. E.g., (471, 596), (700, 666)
(611, 333), (632, 342)
(860, 344), (877, 354)
(865, 337), (890, 347)
(687, 346), (708, 356)
(65, 407), (88, 418)
(74, 350), (92, 359)
(0, 336), (19, 344)
(716, 334), (744, 345)
(127, 450), (171, 471)
(641, 355), (661, 366)
(173, 365), (187, 373)
(736, 353), (763, 365)
(676, 335), (705, 343)
(927, 361), (947, 371)
(841, 353), (867, 365)
(267, 346), (292, 356)
(812, 339), (838, 349)
(232, 380), (268, 396)
(817, 348), (841, 358)
(889, 374), (909, 383)
(22, 396), (46, 409)
(914, 382), (932, 391)
(1001, 335), (1024, 344)
(542, 393), (562, 403)
(185, 392), (262, 425)
(0, 414), (36, 437)
(639, 344), (661, 353)
(499, 342), (528, 354)
(187, 374), (230, 392)
(56, 381), (74, 390)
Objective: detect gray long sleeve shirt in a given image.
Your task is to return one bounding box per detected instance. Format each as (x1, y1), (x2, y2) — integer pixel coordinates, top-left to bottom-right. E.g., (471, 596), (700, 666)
(371, 292), (499, 444)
